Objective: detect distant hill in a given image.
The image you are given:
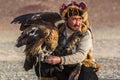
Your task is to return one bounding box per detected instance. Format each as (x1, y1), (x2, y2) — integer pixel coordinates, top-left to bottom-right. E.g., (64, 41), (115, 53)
(0, 0), (120, 30)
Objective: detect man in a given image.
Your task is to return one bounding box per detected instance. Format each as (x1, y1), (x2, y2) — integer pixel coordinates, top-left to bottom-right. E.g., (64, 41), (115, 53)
(35, 1), (99, 80)
(45, 1), (98, 80)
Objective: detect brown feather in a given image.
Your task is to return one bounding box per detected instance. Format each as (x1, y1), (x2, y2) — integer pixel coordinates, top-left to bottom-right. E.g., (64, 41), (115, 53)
(24, 22), (58, 56)
(23, 22), (59, 71)
(13, 12), (62, 71)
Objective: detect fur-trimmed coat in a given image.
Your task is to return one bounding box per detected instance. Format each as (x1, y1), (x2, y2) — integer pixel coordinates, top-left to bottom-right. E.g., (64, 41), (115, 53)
(54, 23), (93, 65)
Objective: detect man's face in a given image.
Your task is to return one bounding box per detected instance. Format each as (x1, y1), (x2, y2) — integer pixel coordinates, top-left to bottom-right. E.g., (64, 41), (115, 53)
(67, 15), (82, 31)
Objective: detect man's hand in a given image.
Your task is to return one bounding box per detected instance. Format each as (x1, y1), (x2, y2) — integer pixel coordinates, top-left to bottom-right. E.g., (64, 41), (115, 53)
(45, 55), (61, 65)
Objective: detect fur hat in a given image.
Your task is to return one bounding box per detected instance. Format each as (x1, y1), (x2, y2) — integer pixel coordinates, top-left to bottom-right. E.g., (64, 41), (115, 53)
(60, 1), (88, 20)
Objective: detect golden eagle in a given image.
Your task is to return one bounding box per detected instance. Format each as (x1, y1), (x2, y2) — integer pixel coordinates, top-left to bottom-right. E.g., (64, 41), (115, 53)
(11, 12), (64, 71)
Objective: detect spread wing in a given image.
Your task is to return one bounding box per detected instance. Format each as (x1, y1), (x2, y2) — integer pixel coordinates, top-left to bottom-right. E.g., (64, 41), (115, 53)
(11, 12), (62, 31)
(12, 12), (63, 71)
(13, 12), (62, 48)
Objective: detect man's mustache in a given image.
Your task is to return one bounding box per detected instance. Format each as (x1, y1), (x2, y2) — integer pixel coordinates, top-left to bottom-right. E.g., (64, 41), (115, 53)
(73, 24), (79, 27)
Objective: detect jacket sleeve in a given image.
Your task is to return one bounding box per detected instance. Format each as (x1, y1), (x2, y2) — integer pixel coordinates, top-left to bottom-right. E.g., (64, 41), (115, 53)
(60, 30), (93, 65)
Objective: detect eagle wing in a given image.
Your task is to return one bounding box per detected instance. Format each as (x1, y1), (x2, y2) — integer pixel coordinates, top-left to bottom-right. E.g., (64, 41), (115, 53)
(12, 12), (63, 71)
(12, 12), (62, 47)
(11, 12), (62, 31)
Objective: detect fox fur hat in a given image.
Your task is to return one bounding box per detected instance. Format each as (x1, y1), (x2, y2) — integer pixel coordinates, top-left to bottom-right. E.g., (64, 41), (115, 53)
(60, 1), (88, 21)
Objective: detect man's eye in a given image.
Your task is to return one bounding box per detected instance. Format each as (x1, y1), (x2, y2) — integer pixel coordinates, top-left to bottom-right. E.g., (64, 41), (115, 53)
(72, 18), (82, 20)
(72, 18), (76, 20)
(79, 18), (82, 20)
(77, 18), (82, 20)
